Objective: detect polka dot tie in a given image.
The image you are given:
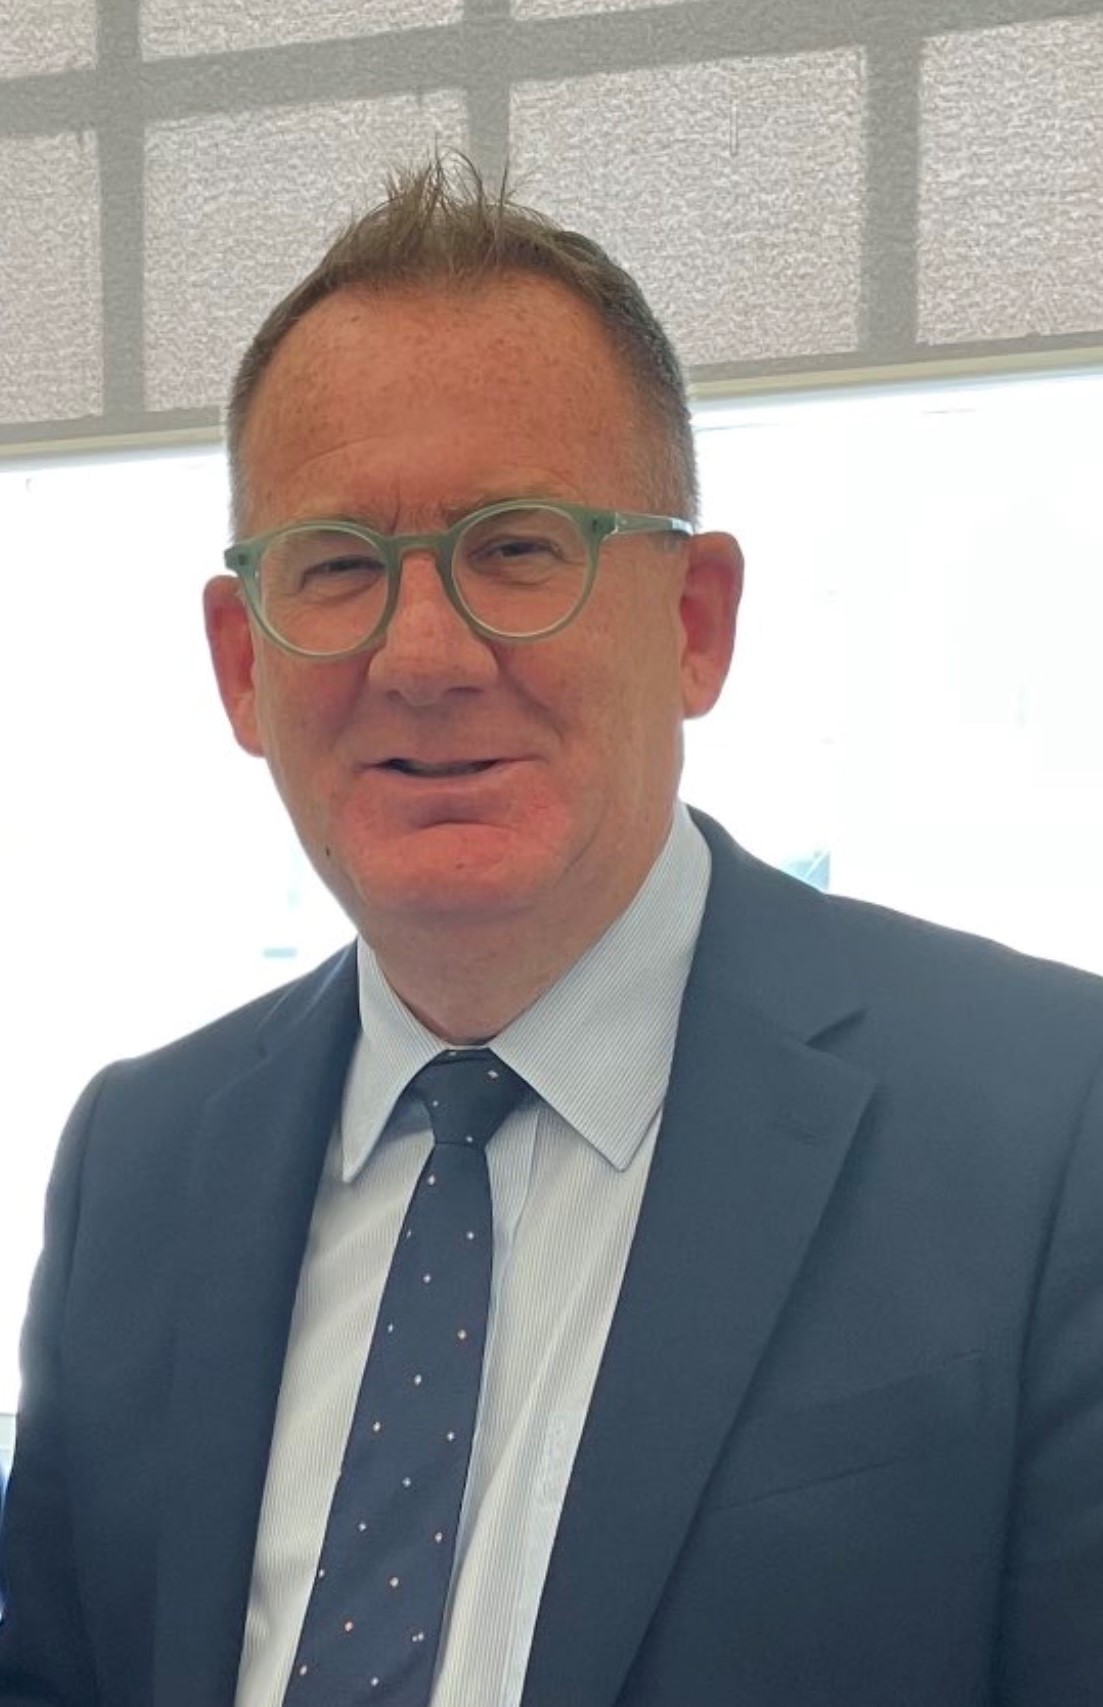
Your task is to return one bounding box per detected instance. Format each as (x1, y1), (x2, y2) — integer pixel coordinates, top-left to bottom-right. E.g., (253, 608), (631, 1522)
(284, 1048), (528, 1706)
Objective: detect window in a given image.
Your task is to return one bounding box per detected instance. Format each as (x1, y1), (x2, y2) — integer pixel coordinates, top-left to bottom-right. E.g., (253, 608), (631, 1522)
(0, 450), (347, 1414)
(687, 370), (1103, 972)
(2, 366), (1102, 1409)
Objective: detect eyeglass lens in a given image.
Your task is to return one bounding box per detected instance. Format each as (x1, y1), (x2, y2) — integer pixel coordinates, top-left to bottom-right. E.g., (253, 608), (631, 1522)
(255, 506), (591, 651)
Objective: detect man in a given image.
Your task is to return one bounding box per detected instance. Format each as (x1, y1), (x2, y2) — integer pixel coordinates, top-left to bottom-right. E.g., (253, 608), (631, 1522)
(1, 157), (1101, 1707)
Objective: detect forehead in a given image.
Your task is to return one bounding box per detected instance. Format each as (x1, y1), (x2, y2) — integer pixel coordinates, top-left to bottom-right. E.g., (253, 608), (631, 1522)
(236, 276), (650, 530)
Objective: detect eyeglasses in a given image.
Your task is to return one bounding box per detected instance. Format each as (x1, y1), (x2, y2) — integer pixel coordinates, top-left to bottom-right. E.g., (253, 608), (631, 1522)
(223, 499), (693, 658)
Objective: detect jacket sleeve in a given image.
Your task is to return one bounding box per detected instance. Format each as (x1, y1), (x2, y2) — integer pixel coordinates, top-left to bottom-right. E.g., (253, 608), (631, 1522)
(0, 1076), (105, 1706)
(995, 1049), (1103, 1703)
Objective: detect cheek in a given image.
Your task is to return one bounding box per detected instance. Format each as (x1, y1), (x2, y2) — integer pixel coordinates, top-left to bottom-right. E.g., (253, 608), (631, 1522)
(252, 658), (364, 781)
(608, 605), (684, 718)
(533, 602), (681, 764)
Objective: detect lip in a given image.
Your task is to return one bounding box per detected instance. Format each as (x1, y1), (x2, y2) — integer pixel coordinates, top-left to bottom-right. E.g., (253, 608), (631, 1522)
(373, 758), (509, 779)
(364, 758), (527, 822)
(365, 758), (527, 790)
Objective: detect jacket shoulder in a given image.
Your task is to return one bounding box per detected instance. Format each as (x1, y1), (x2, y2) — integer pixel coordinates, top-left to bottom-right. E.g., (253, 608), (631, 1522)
(692, 806), (1103, 1048)
(87, 942), (357, 1112)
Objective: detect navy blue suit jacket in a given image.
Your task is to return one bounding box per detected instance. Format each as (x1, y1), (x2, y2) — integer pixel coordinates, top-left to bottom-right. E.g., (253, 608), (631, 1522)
(2, 814), (1103, 1704)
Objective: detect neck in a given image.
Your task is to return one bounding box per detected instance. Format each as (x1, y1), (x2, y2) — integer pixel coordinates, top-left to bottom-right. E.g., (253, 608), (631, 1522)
(367, 909), (609, 1042)
(360, 824), (676, 1041)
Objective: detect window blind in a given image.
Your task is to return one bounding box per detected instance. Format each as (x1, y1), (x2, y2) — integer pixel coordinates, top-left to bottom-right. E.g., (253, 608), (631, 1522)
(2, 0), (1101, 451)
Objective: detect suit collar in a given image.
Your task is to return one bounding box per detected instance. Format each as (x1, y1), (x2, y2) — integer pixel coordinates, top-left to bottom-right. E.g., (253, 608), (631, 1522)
(688, 808), (864, 1044)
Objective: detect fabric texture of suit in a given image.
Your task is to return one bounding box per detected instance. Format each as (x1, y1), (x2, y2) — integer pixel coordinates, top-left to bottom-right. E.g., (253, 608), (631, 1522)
(2, 810), (1102, 1706)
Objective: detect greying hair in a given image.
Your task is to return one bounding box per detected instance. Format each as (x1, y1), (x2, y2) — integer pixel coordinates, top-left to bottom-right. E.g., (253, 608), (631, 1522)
(226, 153), (698, 530)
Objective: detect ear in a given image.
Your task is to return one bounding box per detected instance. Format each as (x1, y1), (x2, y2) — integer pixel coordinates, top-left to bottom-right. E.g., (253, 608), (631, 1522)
(678, 531), (743, 718)
(203, 575), (265, 757)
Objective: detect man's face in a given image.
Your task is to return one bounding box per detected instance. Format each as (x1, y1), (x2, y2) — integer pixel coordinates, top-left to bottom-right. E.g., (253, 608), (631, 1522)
(205, 278), (741, 948)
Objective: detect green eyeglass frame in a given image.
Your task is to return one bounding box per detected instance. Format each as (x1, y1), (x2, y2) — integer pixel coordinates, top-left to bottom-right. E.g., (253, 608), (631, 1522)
(222, 498), (694, 658)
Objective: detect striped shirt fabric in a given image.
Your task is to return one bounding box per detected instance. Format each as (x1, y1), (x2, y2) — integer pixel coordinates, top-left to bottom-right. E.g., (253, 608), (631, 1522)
(234, 803), (711, 1707)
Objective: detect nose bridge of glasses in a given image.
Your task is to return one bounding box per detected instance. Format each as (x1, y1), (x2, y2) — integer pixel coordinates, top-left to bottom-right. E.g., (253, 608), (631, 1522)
(392, 528), (449, 574)
(385, 529), (466, 626)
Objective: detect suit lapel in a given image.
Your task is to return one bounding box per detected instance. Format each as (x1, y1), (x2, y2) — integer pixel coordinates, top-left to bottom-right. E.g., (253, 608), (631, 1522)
(522, 821), (876, 1707)
(153, 949), (360, 1707)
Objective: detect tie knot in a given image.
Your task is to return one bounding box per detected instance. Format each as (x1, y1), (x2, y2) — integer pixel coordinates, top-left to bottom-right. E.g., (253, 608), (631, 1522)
(410, 1048), (527, 1151)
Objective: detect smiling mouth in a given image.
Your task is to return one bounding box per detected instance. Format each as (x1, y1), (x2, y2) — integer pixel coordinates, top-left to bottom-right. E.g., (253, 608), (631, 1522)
(383, 759), (500, 778)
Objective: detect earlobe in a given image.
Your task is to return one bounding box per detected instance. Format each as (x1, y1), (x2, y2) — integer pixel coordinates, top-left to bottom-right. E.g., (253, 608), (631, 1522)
(203, 575), (265, 757)
(679, 531), (743, 718)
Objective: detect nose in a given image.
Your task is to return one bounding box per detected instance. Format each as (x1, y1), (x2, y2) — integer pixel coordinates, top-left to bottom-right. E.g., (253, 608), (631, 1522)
(366, 549), (499, 705)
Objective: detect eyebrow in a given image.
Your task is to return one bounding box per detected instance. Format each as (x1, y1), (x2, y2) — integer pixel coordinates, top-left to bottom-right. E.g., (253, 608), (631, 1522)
(442, 490), (566, 525)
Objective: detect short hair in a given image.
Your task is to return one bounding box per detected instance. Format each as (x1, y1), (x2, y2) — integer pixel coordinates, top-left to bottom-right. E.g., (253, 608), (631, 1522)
(226, 152), (698, 531)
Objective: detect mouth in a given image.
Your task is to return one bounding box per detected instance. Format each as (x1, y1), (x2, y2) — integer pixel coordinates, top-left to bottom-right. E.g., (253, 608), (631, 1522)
(381, 758), (501, 778)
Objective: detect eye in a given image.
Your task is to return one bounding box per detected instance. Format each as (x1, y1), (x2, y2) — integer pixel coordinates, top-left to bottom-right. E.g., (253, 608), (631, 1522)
(480, 532), (561, 560)
(459, 509), (583, 582)
(302, 550), (385, 581)
(261, 530), (387, 598)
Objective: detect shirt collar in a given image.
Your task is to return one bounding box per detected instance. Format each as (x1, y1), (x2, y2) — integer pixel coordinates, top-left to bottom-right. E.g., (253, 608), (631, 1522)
(340, 803), (711, 1182)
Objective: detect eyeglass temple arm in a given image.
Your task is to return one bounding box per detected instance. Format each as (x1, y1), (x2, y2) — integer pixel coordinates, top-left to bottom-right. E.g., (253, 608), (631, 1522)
(611, 512), (694, 539)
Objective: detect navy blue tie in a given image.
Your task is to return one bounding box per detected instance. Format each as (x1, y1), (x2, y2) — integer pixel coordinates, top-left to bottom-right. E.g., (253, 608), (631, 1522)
(284, 1048), (527, 1705)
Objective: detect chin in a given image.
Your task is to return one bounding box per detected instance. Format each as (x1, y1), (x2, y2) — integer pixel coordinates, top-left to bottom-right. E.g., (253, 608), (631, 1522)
(338, 824), (568, 924)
